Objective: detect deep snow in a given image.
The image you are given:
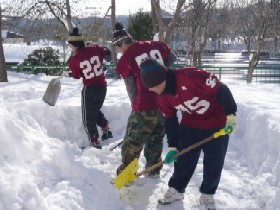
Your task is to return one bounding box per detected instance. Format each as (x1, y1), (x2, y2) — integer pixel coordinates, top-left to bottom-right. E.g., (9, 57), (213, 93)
(0, 71), (279, 210)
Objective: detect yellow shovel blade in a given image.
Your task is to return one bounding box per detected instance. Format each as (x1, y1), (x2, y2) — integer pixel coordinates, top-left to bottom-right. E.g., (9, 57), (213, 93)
(114, 158), (139, 189)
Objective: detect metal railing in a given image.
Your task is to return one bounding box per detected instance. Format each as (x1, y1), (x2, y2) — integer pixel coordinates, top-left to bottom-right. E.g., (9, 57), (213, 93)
(6, 64), (68, 76)
(172, 64), (280, 84)
(6, 64), (280, 84)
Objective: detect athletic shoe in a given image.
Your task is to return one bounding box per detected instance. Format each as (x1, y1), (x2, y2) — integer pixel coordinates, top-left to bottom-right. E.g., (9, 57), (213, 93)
(90, 139), (102, 149)
(199, 193), (216, 209)
(101, 127), (113, 141)
(158, 187), (184, 204)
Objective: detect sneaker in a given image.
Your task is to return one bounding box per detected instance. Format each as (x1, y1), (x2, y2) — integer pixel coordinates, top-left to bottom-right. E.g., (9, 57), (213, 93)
(199, 193), (216, 209)
(101, 127), (113, 141)
(158, 187), (184, 205)
(90, 139), (102, 149)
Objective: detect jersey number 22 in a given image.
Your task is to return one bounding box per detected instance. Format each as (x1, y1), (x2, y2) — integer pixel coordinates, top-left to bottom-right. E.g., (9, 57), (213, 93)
(80, 56), (102, 79)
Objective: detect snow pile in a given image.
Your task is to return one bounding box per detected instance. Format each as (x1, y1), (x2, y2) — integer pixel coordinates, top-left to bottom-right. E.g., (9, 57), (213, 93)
(0, 72), (279, 209)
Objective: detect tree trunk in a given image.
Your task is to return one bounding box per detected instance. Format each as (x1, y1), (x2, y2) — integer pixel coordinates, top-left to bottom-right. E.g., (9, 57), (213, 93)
(247, 66), (254, 83)
(190, 27), (198, 66)
(152, 0), (186, 44)
(197, 52), (202, 66)
(247, 52), (258, 83)
(0, 5), (8, 82)
(45, 0), (73, 31)
(247, 30), (265, 83)
(111, 0), (120, 79)
(274, 36), (278, 55)
(151, 2), (158, 35)
(151, 0), (165, 42)
(165, 0), (186, 44)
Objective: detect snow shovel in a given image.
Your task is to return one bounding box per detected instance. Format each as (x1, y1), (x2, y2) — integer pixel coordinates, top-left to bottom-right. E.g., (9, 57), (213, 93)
(42, 71), (67, 106)
(114, 158), (139, 189)
(114, 128), (229, 189)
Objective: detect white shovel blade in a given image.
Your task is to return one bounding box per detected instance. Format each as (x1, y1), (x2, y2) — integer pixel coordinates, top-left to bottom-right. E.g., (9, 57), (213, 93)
(42, 78), (61, 106)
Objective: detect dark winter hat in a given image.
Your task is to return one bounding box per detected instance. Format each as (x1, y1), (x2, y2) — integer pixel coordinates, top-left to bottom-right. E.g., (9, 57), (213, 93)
(68, 27), (84, 42)
(140, 58), (167, 88)
(68, 27), (85, 49)
(112, 22), (131, 45)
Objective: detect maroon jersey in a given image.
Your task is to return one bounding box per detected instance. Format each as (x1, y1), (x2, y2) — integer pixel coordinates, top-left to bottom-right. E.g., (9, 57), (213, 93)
(69, 46), (107, 86)
(116, 41), (172, 111)
(158, 67), (227, 129)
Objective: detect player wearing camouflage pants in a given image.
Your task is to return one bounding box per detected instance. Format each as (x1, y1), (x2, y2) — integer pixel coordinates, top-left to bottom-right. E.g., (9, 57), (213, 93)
(112, 22), (176, 176)
(117, 109), (165, 176)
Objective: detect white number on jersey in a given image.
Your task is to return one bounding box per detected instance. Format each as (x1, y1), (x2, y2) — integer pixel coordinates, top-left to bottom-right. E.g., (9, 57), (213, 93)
(80, 56), (102, 79)
(206, 74), (217, 88)
(175, 97), (210, 114)
(135, 49), (164, 67)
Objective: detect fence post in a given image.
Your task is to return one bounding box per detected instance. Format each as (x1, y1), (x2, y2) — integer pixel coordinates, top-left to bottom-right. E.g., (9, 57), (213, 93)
(219, 67), (222, 80)
(32, 66), (36, 75)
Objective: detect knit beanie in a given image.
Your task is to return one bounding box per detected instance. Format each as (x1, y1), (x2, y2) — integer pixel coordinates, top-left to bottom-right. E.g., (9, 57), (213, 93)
(140, 58), (167, 88)
(68, 27), (85, 48)
(112, 22), (131, 45)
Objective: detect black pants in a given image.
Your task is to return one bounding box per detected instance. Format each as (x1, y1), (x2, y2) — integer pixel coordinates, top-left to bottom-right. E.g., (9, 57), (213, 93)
(168, 125), (229, 195)
(81, 85), (108, 141)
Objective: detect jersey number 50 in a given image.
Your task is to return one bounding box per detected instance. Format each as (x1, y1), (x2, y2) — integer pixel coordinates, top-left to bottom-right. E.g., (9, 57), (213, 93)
(80, 56), (102, 79)
(135, 49), (164, 66)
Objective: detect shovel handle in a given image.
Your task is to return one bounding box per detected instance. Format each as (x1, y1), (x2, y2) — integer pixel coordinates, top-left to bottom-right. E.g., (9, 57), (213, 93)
(135, 128), (228, 177)
(109, 140), (124, 151)
(53, 71), (66, 84)
(136, 161), (164, 177)
(174, 128), (228, 158)
(59, 70), (68, 79)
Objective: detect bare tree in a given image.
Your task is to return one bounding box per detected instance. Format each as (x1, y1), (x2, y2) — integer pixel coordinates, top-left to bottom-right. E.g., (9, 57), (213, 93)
(151, 2), (159, 35)
(235, 0), (280, 83)
(0, 4), (8, 82)
(4, 0), (113, 42)
(186, 0), (217, 66)
(151, 0), (186, 44)
(272, 3), (280, 56)
(210, 3), (234, 52)
(44, 0), (73, 31)
(110, 0), (120, 79)
(165, 0), (186, 44)
(151, 0), (165, 42)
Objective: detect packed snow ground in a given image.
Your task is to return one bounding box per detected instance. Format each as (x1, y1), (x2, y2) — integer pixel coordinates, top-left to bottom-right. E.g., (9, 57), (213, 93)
(0, 71), (279, 210)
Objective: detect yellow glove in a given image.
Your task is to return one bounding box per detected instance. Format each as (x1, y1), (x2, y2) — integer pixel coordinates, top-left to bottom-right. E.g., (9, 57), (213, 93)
(225, 114), (236, 134)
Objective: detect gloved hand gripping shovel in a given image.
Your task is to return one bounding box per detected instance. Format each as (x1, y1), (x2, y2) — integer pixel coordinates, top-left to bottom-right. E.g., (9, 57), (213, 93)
(114, 128), (230, 189)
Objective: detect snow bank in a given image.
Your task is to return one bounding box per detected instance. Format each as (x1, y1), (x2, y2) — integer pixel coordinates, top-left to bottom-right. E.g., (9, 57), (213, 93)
(0, 81), (125, 209)
(229, 83), (280, 207)
(0, 73), (279, 209)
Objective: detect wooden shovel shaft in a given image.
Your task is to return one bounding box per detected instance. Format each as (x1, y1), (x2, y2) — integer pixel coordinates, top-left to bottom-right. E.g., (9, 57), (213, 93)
(174, 134), (214, 158)
(135, 135), (214, 177)
(56, 70), (68, 82)
(135, 128), (227, 178)
(136, 161), (164, 177)
(109, 140), (123, 151)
